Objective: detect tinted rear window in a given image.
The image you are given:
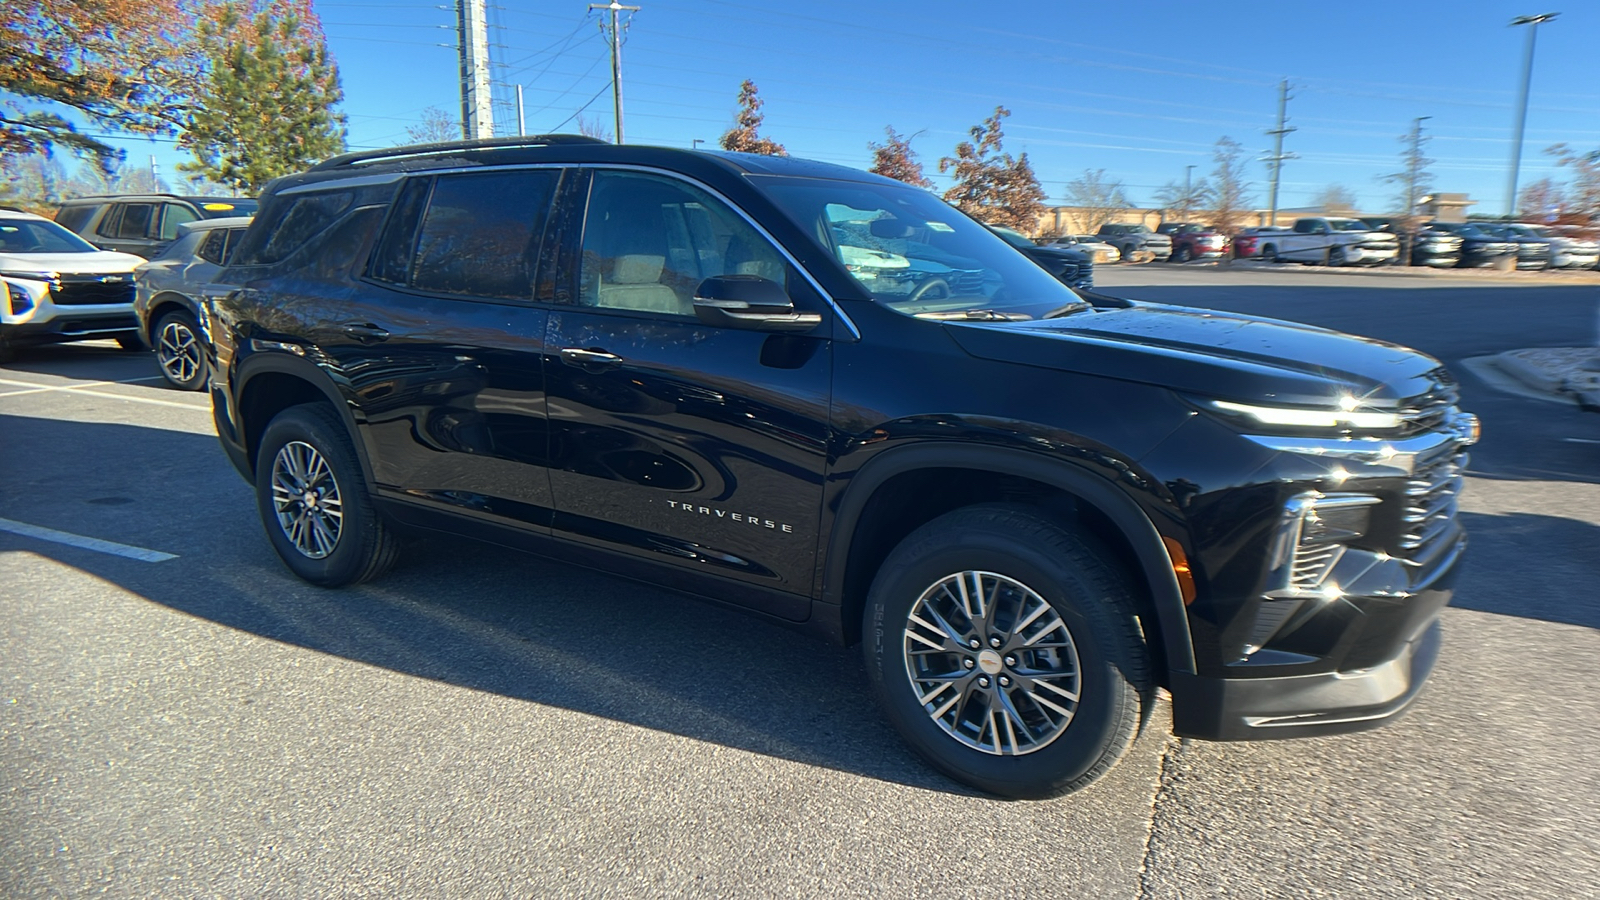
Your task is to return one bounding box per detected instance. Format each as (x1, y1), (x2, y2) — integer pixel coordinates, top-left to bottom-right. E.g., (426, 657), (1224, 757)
(409, 170), (558, 300)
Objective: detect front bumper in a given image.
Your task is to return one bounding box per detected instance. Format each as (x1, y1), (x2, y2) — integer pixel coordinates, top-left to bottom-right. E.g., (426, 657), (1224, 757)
(1170, 535), (1463, 741)
(1, 310), (139, 345)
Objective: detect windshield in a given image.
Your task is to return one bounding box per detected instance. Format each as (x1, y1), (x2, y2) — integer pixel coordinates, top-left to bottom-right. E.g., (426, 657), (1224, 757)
(987, 225), (1033, 249)
(0, 218), (100, 254)
(759, 177), (1082, 320)
(1328, 219), (1370, 232)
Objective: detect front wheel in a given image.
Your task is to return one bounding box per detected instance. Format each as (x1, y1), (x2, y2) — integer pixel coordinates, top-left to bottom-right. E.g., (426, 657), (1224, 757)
(863, 505), (1152, 799)
(1261, 244), (1279, 263)
(1327, 246), (1347, 267)
(254, 403), (401, 587)
(154, 310), (208, 391)
(1172, 245), (1191, 263)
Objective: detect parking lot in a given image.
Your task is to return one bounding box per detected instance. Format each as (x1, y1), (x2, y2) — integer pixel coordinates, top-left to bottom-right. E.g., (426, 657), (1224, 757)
(4, 267), (1599, 899)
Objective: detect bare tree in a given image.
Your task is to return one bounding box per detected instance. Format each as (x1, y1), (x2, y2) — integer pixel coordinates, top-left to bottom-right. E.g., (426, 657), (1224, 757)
(1547, 144), (1600, 223)
(1516, 178), (1567, 222)
(576, 114), (613, 143)
(1381, 127), (1435, 224)
(1063, 168), (1131, 235)
(939, 107), (1046, 231)
(62, 158), (168, 196)
(868, 126), (931, 188)
(1152, 178), (1212, 224)
(1207, 136), (1252, 233)
(0, 151), (68, 213)
(719, 80), (785, 156)
(405, 106), (458, 144)
(1313, 184), (1359, 213)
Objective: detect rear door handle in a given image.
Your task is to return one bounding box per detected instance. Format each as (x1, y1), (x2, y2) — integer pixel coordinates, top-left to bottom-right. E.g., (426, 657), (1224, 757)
(560, 347), (623, 370)
(340, 322), (391, 343)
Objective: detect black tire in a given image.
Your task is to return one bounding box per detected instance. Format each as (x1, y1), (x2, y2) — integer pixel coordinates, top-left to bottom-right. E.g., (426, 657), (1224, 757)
(0, 330), (14, 364)
(862, 504), (1152, 799)
(254, 402), (400, 587)
(114, 334), (144, 351)
(1327, 246), (1346, 267)
(1261, 244), (1278, 263)
(1172, 245), (1191, 263)
(152, 309), (209, 391)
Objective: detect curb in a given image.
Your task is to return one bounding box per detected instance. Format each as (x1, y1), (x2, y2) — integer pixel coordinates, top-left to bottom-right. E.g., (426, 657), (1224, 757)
(1483, 348), (1600, 411)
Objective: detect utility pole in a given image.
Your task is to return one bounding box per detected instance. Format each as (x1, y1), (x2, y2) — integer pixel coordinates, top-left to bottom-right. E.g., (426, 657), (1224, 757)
(516, 84), (526, 136)
(1506, 13), (1559, 218)
(1264, 79), (1297, 227)
(590, 0), (640, 144)
(456, 0), (494, 139)
(1404, 116), (1432, 221)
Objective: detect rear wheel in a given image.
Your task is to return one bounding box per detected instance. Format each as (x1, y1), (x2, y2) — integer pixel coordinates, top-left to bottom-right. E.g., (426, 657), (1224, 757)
(154, 310), (208, 391)
(863, 504), (1151, 799)
(1172, 245), (1192, 263)
(1327, 246), (1347, 267)
(1261, 244), (1279, 263)
(254, 403), (400, 587)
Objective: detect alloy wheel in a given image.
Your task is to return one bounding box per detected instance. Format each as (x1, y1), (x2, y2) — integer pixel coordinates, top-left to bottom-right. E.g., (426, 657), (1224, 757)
(158, 319), (203, 385)
(902, 570), (1082, 756)
(269, 440), (344, 559)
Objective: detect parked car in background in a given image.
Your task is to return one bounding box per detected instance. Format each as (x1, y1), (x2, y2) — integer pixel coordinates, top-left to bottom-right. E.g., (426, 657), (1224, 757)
(133, 216), (253, 389)
(1475, 223), (1551, 270)
(987, 224), (1094, 291)
(0, 208), (145, 362)
(1409, 225), (1464, 268)
(54, 194), (258, 260)
(1231, 226), (1290, 259)
(1096, 223), (1171, 262)
(1156, 223), (1229, 262)
(1257, 217), (1399, 266)
(1422, 222), (1518, 268)
(1047, 234), (1121, 264)
(1512, 223), (1597, 269)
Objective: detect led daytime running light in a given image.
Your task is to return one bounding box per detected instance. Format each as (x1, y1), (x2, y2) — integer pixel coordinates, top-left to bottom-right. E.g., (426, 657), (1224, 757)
(1211, 399), (1402, 430)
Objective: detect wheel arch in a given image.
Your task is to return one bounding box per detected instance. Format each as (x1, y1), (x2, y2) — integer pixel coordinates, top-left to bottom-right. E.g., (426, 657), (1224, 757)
(145, 292), (201, 344)
(823, 442), (1196, 680)
(234, 351), (375, 488)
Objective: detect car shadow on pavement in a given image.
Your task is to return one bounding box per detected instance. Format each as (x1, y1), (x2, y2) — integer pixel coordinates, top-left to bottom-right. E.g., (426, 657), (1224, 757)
(1453, 510), (1600, 630)
(0, 412), (975, 796)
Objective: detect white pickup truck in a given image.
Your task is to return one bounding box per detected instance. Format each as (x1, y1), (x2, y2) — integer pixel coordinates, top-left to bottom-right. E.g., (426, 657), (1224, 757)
(1257, 217), (1400, 267)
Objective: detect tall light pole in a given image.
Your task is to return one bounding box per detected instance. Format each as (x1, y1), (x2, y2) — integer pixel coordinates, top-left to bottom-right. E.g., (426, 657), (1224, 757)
(1505, 12), (1558, 218)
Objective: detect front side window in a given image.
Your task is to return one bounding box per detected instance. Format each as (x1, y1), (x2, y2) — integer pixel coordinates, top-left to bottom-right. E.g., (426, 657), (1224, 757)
(578, 170), (786, 318)
(760, 175), (1080, 320)
(410, 170), (558, 300)
(160, 203), (200, 241)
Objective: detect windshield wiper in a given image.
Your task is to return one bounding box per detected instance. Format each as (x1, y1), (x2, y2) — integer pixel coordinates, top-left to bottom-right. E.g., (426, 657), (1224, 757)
(1043, 301), (1092, 318)
(913, 309), (1032, 321)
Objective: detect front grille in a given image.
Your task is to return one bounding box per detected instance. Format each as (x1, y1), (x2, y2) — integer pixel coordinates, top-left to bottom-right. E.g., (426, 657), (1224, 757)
(1290, 542), (1342, 588)
(1399, 450), (1466, 553)
(1394, 369), (1459, 437)
(52, 277), (135, 306)
(1057, 259), (1094, 286)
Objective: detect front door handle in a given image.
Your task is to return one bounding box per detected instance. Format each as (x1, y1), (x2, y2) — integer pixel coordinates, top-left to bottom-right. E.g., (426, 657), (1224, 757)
(340, 322), (391, 343)
(560, 347), (623, 370)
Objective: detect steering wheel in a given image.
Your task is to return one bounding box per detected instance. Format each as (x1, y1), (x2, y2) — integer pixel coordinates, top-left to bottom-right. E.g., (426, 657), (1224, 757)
(907, 277), (951, 304)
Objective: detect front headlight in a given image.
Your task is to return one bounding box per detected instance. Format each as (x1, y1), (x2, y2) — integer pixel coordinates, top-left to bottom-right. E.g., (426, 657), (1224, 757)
(1208, 398), (1403, 431)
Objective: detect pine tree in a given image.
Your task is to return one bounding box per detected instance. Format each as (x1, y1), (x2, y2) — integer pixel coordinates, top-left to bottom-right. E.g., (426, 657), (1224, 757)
(868, 127), (931, 188)
(938, 107), (1046, 231)
(719, 80), (785, 156)
(179, 2), (345, 193)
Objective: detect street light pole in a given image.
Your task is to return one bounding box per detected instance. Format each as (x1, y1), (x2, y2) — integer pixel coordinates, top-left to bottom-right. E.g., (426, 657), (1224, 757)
(1505, 12), (1559, 218)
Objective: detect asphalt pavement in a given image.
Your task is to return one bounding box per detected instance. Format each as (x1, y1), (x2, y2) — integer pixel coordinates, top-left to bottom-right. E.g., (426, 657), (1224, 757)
(3, 268), (1598, 899)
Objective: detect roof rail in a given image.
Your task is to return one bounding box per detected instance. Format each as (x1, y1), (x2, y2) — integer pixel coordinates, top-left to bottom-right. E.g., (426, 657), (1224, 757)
(309, 135), (608, 172)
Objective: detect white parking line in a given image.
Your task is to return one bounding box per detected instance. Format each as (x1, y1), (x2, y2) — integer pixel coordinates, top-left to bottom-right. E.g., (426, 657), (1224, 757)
(0, 516), (178, 563)
(0, 377), (209, 410)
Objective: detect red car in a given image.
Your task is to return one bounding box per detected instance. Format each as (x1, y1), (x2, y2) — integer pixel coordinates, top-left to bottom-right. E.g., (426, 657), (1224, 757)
(1158, 223), (1230, 262)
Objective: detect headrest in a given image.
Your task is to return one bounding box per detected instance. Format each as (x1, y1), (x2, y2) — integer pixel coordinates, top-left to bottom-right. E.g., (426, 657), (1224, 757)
(611, 254), (665, 284)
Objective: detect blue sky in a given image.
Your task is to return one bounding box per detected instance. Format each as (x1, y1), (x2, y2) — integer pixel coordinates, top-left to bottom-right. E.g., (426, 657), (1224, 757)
(98, 0), (1598, 214)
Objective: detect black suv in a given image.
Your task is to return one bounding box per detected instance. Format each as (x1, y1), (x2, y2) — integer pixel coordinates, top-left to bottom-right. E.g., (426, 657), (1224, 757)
(55, 193), (259, 259)
(208, 137), (1477, 799)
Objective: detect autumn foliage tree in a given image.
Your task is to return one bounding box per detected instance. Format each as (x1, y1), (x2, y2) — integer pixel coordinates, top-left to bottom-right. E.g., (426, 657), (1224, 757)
(868, 127), (932, 188)
(938, 107), (1046, 231)
(179, 1), (345, 193)
(719, 80), (785, 156)
(1, 0), (202, 166)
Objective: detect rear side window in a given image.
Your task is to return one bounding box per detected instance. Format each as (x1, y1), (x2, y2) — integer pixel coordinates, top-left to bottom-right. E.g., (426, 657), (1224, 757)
(409, 170), (558, 300)
(160, 203), (200, 241)
(53, 205), (96, 233)
(238, 191), (353, 265)
(197, 229), (229, 264)
(115, 203), (156, 239)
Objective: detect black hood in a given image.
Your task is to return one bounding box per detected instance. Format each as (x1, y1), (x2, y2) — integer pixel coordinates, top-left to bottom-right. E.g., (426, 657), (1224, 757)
(946, 301), (1442, 406)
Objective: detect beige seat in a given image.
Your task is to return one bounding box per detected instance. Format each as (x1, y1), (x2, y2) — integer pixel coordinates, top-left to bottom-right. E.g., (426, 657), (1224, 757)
(595, 254), (689, 315)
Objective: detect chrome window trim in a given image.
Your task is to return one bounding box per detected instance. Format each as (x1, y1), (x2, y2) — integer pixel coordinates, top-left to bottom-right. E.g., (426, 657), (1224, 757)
(277, 172), (408, 195)
(368, 160), (861, 341)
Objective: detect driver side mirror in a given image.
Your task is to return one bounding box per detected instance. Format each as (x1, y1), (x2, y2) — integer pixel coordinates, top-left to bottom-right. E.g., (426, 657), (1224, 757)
(693, 275), (822, 333)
